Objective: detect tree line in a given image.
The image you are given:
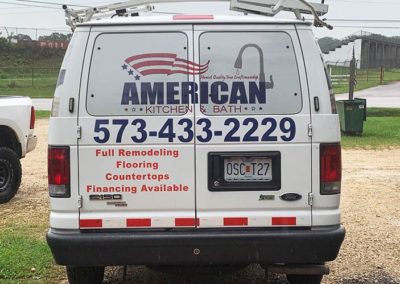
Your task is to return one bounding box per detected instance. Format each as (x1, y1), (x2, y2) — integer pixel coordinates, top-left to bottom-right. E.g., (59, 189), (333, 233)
(0, 32), (72, 47)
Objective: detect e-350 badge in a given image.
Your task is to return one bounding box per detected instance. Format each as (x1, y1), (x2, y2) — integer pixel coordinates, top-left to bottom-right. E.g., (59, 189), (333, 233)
(89, 194), (123, 200)
(89, 194), (127, 207)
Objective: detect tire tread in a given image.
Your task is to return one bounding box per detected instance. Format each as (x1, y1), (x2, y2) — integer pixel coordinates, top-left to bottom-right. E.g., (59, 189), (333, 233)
(66, 266), (105, 284)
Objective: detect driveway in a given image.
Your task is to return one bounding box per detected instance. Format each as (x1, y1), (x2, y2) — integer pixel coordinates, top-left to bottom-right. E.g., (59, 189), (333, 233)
(336, 81), (400, 108)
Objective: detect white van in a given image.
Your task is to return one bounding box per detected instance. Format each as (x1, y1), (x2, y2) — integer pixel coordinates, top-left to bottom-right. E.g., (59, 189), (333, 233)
(47, 1), (345, 283)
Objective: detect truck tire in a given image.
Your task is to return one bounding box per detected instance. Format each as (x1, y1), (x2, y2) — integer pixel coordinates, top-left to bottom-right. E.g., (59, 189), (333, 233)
(286, 275), (323, 284)
(66, 266), (105, 284)
(0, 147), (22, 204)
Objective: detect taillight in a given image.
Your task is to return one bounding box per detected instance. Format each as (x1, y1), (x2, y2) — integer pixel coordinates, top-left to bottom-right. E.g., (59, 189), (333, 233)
(320, 143), (341, 195)
(30, 106), (35, 129)
(48, 146), (70, 197)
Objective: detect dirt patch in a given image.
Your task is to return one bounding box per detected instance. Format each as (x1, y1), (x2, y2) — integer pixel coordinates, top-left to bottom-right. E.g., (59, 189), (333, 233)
(324, 148), (400, 284)
(1, 119), (400, 283)
(0, 118), (50, 239)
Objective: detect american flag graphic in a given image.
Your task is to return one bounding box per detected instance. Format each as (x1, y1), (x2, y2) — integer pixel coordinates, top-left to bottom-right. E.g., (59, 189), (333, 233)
(125, 53), (210, 76)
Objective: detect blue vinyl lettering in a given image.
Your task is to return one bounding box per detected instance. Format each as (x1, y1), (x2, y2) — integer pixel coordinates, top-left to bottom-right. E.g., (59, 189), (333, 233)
(92, 117), (296, 144)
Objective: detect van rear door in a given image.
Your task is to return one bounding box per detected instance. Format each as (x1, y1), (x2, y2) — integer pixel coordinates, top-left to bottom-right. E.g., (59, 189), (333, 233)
(193, 25), (313, 228)
(77, 26), (197, 229)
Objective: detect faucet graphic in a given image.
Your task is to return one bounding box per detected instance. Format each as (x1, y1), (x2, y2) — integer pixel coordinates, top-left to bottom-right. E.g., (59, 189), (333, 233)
(234, 44), (274, 89)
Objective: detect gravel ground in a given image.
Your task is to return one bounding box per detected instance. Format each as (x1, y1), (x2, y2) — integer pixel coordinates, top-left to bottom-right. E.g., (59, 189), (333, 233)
(3, 119), (400, 284)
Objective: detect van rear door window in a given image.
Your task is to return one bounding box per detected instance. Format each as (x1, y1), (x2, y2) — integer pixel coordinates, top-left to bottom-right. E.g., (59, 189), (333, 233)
(199, 32), (302, 115)
(87, 32), (190, 116)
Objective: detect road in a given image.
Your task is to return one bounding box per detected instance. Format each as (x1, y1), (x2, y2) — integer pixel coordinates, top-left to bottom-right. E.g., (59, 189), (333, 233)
(32, 81), (400, 110)
(335, 81), (400, 108)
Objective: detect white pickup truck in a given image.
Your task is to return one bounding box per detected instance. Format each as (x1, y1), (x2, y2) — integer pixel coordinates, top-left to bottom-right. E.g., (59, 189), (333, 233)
(0, 96), (37, 203)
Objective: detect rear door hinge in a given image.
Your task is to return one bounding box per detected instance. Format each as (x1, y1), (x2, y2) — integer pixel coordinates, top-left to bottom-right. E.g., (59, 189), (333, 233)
(78, 195), (82, 208)
(308, 192), (314, 206)
(308, 123), (313, 137)
(77, 126), (82, 139)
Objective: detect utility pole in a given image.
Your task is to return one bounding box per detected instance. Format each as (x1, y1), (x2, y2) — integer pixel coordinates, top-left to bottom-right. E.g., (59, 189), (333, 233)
(348, 47), (356, 100)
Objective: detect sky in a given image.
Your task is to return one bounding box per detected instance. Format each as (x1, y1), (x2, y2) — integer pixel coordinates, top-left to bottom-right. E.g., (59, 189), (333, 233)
(0, 0), (399, 40)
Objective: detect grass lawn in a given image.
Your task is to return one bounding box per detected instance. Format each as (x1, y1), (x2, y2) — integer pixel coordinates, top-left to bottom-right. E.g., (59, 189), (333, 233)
(341, 108), (400, 149)
(0, 67), (58, 98)
(333, 81), (380, 95)
(35, 111), (51, 119)
(332, 69), (400, 94)
(0, 225), (63, 283)
(0, 86), (55, 98)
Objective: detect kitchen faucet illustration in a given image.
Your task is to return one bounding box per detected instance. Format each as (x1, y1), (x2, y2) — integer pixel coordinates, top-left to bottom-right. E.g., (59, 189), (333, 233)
(234, 44), (274, 89)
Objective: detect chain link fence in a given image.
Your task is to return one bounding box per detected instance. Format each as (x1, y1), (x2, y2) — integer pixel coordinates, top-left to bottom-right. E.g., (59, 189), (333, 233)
(0, 26), (71, 42)
(0, 67), (59, 89)
(0, 27), (69, 97)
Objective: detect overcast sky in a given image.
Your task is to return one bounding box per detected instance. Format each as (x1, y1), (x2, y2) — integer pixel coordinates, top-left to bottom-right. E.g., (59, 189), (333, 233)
(0, 0), (399, 39)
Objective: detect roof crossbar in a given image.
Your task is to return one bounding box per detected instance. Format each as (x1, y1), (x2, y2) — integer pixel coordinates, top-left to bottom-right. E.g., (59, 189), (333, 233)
(229, 0), (331, 29)
(63, 0), (331, 31)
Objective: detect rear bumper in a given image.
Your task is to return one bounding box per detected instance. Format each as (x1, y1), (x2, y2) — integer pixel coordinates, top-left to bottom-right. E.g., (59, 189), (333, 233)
(47, 226), (345, 266)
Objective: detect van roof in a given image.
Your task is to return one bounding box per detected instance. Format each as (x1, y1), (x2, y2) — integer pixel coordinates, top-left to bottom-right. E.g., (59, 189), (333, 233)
(80, 14), (312, 27)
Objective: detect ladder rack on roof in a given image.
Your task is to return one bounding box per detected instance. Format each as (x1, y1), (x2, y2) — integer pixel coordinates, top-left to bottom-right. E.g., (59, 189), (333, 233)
(63, 0), (332, 31)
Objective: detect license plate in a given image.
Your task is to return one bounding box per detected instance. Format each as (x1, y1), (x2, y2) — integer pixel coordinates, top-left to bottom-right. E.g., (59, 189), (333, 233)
(224, 157), (272, 182)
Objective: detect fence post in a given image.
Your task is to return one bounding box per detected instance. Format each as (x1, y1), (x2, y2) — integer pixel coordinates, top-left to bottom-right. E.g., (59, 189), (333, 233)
(380, 65), (384, 84)
(349, 48), (356, 100)
(366, 68), (369, 82)
(31, 68), (34, 87)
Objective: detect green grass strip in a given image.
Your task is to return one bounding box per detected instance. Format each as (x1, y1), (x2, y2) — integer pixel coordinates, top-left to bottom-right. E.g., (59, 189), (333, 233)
(0, 86), (55, 98)
(0, 229), (54, 281)
(332, 68), (400, 95)
(35, 111), (51, 119)
(367, 108), (400, 117)
(341, 117), (400, 148)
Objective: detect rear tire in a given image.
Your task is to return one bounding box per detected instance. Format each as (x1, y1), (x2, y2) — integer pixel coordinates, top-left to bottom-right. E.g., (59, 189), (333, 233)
(66, 266), (105, 284)
(0, 147), (22, 204)
(286, 274), (323, 284)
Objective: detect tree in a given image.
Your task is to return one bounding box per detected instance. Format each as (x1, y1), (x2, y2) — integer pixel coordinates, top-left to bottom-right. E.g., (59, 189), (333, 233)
(390, 36), (400, 44)
(0, 37), (7, 48)
(318, 37), (341, 53)
(38, 32), (72, 42)
(11, 34), (32, 42)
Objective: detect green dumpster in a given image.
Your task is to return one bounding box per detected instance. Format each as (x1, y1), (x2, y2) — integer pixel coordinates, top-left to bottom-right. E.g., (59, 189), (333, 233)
(336, 98), (367, 135)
